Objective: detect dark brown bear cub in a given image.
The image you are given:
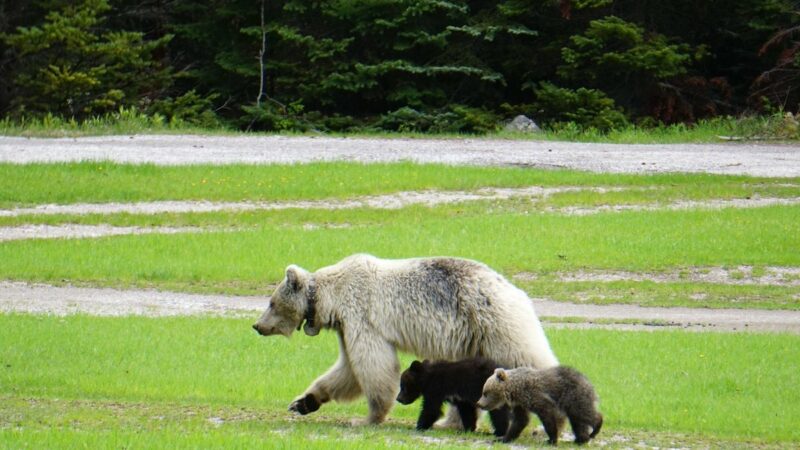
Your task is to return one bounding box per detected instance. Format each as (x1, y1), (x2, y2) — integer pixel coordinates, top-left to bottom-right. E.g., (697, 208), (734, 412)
(477, 366), (603, 445)
(396, 358), (509, 436)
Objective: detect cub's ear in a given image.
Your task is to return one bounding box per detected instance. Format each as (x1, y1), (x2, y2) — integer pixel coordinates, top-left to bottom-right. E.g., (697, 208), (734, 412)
(410, 360), (424, 372)
(285, 265), (303, 291)
(494, 368), (508, 382)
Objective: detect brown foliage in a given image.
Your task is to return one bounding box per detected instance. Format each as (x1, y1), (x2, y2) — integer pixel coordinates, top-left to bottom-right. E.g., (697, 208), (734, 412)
(649, 76), (734, 124)
(750, 24), (800, 112)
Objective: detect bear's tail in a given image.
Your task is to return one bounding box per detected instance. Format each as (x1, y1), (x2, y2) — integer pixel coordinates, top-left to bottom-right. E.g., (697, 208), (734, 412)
(590, 413), (603, 438)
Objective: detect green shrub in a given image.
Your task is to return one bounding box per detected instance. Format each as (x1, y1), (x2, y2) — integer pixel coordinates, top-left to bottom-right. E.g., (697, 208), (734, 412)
(239, 100), (311, 132)
(375, 105), (499, 133)
(147, 90), (221, 128)
(532, 82), (629, 131)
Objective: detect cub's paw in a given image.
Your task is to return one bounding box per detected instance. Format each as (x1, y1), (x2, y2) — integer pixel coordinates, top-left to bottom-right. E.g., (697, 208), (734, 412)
(288, 394), (321, 415)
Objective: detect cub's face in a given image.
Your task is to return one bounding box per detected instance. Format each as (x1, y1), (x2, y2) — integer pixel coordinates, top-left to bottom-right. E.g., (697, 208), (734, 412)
(252, 265), (309, 337)
(396, 360), (427, 405)
(477, 369), (507, 410)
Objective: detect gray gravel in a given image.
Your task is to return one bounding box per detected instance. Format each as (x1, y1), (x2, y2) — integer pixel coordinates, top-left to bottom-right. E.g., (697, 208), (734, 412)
(2, 134), (800, 176)
(0, 224), (212, 242)
(2, 192), (797, 242)
(0, 281), (267, 317)
(0, 186), (604, 217)
(1, 281), (797, 333)
(514, 266), (800, 287)
(3, 190), (798, 220)
(533, 299), (800, 334)
(3, 270), (791, 334)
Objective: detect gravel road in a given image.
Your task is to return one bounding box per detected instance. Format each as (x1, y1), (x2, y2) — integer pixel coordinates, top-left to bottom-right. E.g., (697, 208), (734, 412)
(2, 134), (800, 176)
(2, 281), (797, 333)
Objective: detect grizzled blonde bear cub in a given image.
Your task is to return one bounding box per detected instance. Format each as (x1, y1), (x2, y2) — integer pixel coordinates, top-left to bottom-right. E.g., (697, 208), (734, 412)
(477, 366), (603, 445)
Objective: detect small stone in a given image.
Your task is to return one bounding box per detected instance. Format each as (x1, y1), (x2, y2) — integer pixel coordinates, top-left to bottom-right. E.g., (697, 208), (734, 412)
(208, 417), (224, 426)
(504, 115), (541, 133)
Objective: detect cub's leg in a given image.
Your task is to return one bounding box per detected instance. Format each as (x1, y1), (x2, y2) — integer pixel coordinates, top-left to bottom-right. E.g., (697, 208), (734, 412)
(417, 396), (445, 430)
(454, 401), (478, 432)
(488, 406), (510, 437)
(502, 406), (530, 443)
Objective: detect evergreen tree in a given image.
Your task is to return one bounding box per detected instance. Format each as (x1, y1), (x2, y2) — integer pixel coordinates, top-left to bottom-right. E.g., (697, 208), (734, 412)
(2, 0), (172, 118)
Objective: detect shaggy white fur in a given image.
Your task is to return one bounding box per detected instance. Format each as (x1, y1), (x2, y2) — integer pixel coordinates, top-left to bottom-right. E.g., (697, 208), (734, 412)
(253, 254), (558, 424)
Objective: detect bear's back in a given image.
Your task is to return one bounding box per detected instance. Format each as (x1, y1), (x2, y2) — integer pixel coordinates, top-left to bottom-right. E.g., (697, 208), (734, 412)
(316, 255), (558, 369)
(509, 366), (597, 405)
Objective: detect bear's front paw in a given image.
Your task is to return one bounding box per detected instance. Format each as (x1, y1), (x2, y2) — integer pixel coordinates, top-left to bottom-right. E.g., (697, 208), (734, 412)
(288, 394), (321, 415)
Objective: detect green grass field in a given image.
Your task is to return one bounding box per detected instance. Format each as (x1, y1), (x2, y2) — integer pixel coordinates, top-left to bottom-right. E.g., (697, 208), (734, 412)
(1, 162), (799, 309)
(1, 159), (799, 447)
(3, 162), (792, 208)
(1, 315), (798, 448)
(1, 205), (799, 309)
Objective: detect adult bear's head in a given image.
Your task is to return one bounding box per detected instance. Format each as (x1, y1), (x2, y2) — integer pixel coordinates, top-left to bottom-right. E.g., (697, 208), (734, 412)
(253, 265), (318, 338)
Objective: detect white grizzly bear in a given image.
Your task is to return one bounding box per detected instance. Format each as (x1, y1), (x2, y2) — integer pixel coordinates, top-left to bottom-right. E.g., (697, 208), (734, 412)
(252, 254), (558, 425)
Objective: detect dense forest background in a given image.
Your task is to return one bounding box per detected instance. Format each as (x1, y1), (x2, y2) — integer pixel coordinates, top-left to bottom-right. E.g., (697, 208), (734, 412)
(1, 0), (798, 133)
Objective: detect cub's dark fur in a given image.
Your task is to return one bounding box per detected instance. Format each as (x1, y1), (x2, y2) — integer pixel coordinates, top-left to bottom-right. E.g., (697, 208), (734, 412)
(396, 357), (509, 436)
(477, 366), (603, 445)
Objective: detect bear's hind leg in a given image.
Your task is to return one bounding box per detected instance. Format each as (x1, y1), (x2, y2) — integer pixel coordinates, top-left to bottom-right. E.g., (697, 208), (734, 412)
(537, 409), (562, 445)
(590, 413), (603, 438)
(454, 400), (478, 432)
(345, 331), (400, 425)
(569, 415), (592, 444)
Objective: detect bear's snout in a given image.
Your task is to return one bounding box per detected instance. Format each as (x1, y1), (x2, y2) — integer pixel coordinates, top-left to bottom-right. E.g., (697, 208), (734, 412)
(252, 323), (267, 335)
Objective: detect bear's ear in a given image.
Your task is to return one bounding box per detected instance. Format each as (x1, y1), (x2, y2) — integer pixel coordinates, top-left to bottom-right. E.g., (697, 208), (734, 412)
(285, 265), (303, 291)
(495, 368), (508, 382)
(410, 360), (424, 372)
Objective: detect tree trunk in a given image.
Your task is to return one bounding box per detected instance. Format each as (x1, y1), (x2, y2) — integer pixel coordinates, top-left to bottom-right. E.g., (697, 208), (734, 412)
(257, 0), (268, 107)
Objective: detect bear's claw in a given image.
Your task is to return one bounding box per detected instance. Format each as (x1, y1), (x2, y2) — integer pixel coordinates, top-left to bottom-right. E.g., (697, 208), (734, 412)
(288, 394), (321, 415)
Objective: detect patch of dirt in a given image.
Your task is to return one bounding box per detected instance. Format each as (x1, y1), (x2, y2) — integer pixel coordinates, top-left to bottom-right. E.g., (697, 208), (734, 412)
(2, 191), (798, 241)
(0, 186), (610, 218)
(2, 135), (800, 177)
(0, 281), (268, 317)
(0, 224), (214, 242)
(521, 266), (800, 287)
(532, 297), (800, 334)
(1, 281), (799, 333)
(551, 196), (800, 215)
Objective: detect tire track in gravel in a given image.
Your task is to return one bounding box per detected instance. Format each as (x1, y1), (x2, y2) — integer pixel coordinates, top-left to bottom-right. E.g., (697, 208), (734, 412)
(0, 186), (610, 217)
(514, 266), (800, 287)
(0, 224), (217, 242)
(1, 192), (798, 241)
(1, 281), (798, 333)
